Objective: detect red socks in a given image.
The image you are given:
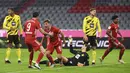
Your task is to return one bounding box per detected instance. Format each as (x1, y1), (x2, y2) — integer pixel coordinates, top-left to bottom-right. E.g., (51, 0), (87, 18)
(46, 54), (54, 64)
(119, 48), (125, 60)
(36, 52), (44, 64)
(102, 49), (110, 60)
(29, 51), (34, 66)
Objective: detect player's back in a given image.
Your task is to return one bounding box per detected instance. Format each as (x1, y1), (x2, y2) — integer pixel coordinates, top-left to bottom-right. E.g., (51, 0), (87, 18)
(24, 18), (41, 41)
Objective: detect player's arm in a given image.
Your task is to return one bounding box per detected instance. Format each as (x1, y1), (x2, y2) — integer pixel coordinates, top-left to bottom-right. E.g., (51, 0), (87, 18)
(39, 28), (53, 36)
(83, 17), (88, 41)
(37, 22), (53, 36)
(69, 44), (78, 55)
(41, 36), (45, 44)
(19, 17), (23, 35)
(3, 17), (11, 30)
(83, 17), (87, 34)
(41, 35), (48, 44)
(97, 18), (102, 38)
(18, 16), (23, 36)
(117, 28), (124, 41)
(106, 27), (116, 41)
(59, 31), (65, 44)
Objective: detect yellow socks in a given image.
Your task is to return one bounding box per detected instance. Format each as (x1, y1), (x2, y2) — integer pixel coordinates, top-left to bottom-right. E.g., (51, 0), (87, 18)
(5, 48), (11, 61)
(92, 50), (96, 63)
(16, 48), (21, 61)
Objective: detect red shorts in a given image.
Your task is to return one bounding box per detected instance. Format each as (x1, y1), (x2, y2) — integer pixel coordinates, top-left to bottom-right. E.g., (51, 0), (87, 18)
(109, 39), (121, 48)
(46, 41), (62, 54)
(25, 40), (42, 52)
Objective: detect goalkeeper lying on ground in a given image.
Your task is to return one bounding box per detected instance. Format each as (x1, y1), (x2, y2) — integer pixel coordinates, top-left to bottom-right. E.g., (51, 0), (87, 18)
(39, 37), (89, 67)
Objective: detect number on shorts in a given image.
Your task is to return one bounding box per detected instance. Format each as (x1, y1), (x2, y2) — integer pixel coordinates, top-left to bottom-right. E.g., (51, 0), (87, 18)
(27, 23), (31, 31)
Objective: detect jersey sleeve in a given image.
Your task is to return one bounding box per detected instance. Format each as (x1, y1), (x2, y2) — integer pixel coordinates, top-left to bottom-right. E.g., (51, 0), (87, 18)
(18, 16), (23, 34)
(108, 25), (113, 30)
(36, 21), (41, 29)
(83, 17), (87, 33)
(3, 16), (11, 30)
(97, 18), (102, 32)
(55, 27), (61, 34)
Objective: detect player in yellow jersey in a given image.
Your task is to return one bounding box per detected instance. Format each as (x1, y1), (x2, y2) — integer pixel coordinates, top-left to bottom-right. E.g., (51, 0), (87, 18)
(3, 8), (23, 64)
(83, 8), (102, 65)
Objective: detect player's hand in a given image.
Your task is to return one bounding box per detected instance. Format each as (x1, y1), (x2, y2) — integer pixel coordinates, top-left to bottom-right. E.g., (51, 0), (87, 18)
(111, 37), (116, 41)
(121, 37), (124, 42)
(63, 39), (66, 44)
(48, 32), (53, 37)
(98, 32), (102, 38)
(20, 34), (22, 38)
(83, 35), (88, 42)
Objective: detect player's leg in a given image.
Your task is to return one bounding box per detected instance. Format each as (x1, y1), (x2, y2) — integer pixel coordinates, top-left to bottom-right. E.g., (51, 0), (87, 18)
(100, 43), (114, 63)
(55, 45), (63, 66)
(61, 56), (69, 63)
(114, 40), (125, 63)
(36, 46), (45, 64)
(61, 56), (73, 66)
(91, 36), (97, 65)
(14, 35), (22, 64)
(33, 40), (45, 69)
(5, 35), (13, 63)
(26, 43), (35, 68)
(46, 44), (55, 67)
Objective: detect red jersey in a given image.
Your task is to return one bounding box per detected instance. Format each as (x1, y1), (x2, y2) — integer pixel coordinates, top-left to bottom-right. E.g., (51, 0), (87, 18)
(45, 26), (61, 45)
(24, 18), (41, 41)
(108, 23), (119, 39)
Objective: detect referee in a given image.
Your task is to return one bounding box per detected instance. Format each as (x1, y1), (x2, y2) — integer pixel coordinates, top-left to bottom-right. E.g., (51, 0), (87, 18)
(3, 8), (23, 64)
(83, 8), (102, 65)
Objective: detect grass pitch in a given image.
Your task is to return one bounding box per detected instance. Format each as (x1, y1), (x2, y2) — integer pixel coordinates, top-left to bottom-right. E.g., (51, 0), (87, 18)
(0, 48), (130, 73)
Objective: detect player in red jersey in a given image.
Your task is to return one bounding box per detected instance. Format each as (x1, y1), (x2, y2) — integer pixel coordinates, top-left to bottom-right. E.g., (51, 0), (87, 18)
(100, 15), (125, 64)
(41, 19), (65, 67)
(24, 12), (52, 69)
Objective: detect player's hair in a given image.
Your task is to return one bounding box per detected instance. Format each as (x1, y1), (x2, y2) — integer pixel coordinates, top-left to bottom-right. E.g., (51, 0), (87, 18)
(111, 15), (118, 20)
(33, 12), (39, 17)
(44, 19), (51, 23)
(90, 8), (96, 12)
(8, 8), (15, 11)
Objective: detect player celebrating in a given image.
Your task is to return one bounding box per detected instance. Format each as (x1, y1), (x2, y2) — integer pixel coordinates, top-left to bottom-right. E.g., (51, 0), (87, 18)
(3, 8), (23, 64)
(100, 15), (125, 64)
(41, 19), (65, 67)
(83, 8), (102, 65)
(24, 12), (53, 69)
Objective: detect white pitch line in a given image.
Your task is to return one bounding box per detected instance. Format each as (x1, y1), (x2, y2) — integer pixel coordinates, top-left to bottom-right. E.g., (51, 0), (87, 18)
(7, 63), (128, 73)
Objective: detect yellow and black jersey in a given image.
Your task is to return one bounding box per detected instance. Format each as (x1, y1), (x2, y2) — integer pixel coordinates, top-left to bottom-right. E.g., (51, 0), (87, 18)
(83, 15), (101, 36)
(3, 14), (22, 35)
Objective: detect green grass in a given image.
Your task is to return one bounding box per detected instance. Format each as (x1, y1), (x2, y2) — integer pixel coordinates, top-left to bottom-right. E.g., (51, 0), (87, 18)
(0, 48), (130, 73)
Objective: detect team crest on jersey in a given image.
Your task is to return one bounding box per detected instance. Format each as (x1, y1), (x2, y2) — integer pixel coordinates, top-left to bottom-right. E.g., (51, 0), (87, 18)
(12, 21), (16, 26)
(90, 23), (94, 28)
(82, 54), (84, 56)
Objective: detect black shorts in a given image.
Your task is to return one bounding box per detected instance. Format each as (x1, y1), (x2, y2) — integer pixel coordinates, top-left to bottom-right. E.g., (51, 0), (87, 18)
(63, 58), (75, 66)
(7, 35), (20, 48)
(84, 36), (97, 47)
